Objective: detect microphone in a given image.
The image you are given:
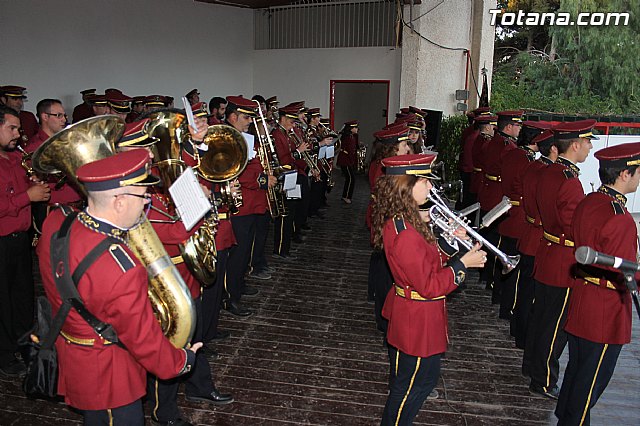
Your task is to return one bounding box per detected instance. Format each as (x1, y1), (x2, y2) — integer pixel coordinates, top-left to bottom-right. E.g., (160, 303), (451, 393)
(575, 246), (640, 272)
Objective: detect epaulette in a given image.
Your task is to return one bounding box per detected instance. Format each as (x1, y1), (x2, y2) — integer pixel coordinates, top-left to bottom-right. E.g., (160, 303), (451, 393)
(108, 243), (136, 273)
(393, 217), (406, 234)
(563, 168), (578, 179)
(611, 201), (625, 215)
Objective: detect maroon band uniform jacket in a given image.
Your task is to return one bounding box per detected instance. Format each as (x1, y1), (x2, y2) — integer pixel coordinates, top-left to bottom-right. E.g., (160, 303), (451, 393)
(0, 150), (31, 235)
(498, 146), (536, 240)
(517, 156), (553, 256)
(470, 132), (491, 195)
(565, 187), (637, 344)
(337, 133), (358, 167)
(37, 209), (189, 410)
(459, 128), (479, 173)
(148, 192), (204, 299)
(534, 157), (585, 287)
(477, 132), (516, 211)
(382, 218), (465, 358)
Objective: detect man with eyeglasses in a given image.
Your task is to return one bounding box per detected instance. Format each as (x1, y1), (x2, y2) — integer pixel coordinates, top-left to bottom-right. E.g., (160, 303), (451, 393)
(37, 148), (200, 425)
(26, 99), (82, 209)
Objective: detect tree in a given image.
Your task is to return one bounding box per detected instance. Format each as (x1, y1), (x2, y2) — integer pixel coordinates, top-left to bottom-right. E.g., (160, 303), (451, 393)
(492, 0), (640, 114)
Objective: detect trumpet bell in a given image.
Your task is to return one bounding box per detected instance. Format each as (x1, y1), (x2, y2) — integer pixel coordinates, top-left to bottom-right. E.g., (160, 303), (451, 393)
(198, 125), (248, 182)
(31, 116), (125, 193)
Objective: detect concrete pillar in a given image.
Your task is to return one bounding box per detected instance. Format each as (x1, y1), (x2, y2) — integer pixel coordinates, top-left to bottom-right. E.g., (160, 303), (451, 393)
(399, 0), (496, 116)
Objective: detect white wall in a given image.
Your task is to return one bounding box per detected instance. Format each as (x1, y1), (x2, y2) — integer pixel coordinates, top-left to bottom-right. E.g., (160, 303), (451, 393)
(253, 47), (402, 121)
(0, 0), (254, 113)
(400, 1), (478, 116)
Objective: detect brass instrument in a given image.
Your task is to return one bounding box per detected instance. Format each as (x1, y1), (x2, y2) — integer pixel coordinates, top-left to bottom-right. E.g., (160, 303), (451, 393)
(144, 109), (218, 287)
(428, 188), (520, 274)
(16, 145), (35, 176)
(290, 125), (321, 180)
(196, 124), (249, 214)
(252, 101), (288, 218)
(356, 144), (367, 173)
(31, 115), (195, 348)
(318, 123), (339, 191)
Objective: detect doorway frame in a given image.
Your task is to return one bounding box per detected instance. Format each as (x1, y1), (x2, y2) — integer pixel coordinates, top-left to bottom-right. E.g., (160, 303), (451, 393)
(329, 79), (390, 129)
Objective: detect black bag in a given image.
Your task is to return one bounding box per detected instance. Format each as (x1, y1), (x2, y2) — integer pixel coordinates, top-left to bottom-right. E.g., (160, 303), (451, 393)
(21, 296), (71, 398)
(21, 211), (120, 398)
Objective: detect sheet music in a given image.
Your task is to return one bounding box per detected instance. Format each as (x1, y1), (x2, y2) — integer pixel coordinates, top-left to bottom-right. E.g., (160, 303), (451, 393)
(168, 167), (211, 231)
(182, 97), (197, 132)
(286, 184), (302, 199)
(325, 145), (335, 159)
(283, 171), (298, 191)
(242, 132), (257, 160)
(318, 146), (327, 159)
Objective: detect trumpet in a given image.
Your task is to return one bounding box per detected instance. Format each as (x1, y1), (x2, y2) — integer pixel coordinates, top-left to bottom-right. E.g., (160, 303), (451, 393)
(428, 188), (520, 274)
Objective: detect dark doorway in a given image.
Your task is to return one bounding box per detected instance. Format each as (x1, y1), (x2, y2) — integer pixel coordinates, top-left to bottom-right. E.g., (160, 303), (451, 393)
(330, 80), (389, 159)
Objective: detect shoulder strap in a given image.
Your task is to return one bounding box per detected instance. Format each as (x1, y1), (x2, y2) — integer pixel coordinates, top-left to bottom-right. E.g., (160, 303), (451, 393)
(50, 213), (122, 345)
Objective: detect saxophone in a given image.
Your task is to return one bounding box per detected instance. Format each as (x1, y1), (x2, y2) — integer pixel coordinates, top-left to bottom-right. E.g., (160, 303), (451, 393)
(31, 115), (195, 348)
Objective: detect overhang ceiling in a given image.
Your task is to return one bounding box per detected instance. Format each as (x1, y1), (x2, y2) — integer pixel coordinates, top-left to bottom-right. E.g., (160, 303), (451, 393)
(196, 0), (419, 9)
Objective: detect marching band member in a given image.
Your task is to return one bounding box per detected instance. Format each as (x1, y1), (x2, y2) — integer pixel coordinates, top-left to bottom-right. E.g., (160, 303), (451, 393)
(0, 105), (49, 377)
(224, 96), (276, 316)
(0, 86), (39, 141)
(497, 121), (549, 321)
(527, 119), (595, 399)
(556, 142), (640, 425)
(71, 88), (96, 123)
(37, 149), (199, 424)
(372, 153), (486, 426)
(477, 110), (523, 296)
(337, 120), (359, 204)
(115, 119), (233, 425)
(366, 124), (412, 330)
(271, 104), (309, 261)
(515, 130), (557, 355)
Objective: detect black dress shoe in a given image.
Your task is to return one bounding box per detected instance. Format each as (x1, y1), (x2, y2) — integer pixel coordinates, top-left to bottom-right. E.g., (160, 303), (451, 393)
(224, 301), (253, 317)
(529, 383), (559, 399)
(185, 388), (234, 405)
(242, 285), (259, 296)
(211, 330), (230, 341)
(152, 417), (194, 425)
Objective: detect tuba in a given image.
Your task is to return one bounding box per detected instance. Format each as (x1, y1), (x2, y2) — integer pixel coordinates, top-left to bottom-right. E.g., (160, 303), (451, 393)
(32, 115), (196, 348)
(196, 124), (249, 213)
(143, 109), (218, 287)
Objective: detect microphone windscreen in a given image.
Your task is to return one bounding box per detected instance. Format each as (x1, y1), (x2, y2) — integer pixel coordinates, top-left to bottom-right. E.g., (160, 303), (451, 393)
(575, 246), (595, 265)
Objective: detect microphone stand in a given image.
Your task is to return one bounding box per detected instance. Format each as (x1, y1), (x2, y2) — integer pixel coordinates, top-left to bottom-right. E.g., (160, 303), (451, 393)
(621, 271), (640, 321)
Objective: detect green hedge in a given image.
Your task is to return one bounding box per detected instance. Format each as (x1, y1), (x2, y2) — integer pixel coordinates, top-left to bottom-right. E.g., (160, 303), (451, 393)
(437, 114), (468, 182)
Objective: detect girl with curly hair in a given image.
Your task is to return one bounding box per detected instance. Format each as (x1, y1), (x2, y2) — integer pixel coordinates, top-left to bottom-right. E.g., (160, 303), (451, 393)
(373, 154), (486, 426)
